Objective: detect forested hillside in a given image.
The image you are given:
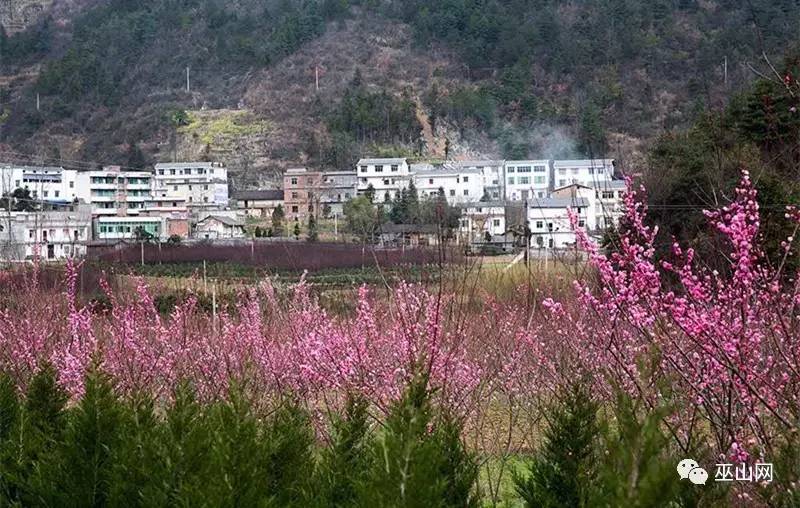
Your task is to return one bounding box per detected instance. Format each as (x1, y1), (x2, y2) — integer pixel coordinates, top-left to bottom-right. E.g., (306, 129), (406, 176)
(0, 0), (799, 182)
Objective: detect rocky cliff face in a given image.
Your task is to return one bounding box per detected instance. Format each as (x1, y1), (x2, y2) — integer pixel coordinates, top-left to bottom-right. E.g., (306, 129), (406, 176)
(0, 0), (52, 33)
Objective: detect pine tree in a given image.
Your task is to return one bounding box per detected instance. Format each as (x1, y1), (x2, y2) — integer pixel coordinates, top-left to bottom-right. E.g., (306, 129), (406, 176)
(514, 381), (599, 508)
(358, 376), (479, 507)
(307, 215), (319, 242)
(365, 184), (376, 203)
(272, 205), (286, 236)
(293, 219), (301, 239)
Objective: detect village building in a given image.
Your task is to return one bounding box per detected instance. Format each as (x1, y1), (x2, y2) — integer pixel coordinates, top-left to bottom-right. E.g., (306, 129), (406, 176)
(552, 159), (614, 189)
(231, 189), (284, 218)
(526, 197), (592, 250)
(413, 164), (483, 205)
(153, 162), (229, 209)
(458, 201), (508, 242)
(319, 171), (358, 216)
(0, 204), (92, 261)
(193, 215), (246, 239)
(356, 158), (411, 202)
(94, 215), (166, 241)
(504, 160), (551, 201)
(0, 165), (81, 206)
(455, 160), (505, 201)
(283, 168), (323, 221)
(74, 166), (153, 216)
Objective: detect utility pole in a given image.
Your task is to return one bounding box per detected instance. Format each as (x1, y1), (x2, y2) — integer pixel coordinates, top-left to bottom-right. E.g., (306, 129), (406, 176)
(523, 199), (530, 269)
(36, 93), (40, 111)
(315, 64), (320, 92)
(186, 66), (190, 93)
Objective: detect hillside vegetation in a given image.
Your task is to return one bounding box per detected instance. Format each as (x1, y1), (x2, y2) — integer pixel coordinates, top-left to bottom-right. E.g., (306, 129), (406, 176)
(0, 0), (798, 179)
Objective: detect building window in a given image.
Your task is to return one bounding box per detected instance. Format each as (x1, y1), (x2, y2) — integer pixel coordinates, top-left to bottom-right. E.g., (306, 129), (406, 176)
(391, 165), (398, 172)
(558, 168), (566, 175)
(534, 165), (546, 172)
(519, 177), (530, 185)
(602, 191), (614, 199)
(291, 177), (298, 185)
(360, 165), (367, 173)
(375, 165), (383, 172)
(29, 229), (35, 239)
(507, 167), (515, 173)
(203, 197), (208, 203)
(428, 179), (434, 184)
(158, 169), (164, 175)
(15, 180), (20, 187)
(383, 179), (390, 185)
(170, 169), (176, 175)
(291, 206), (298, 213)
(172, 202), (177, 207)
(449, 189), (456, 196)
(204, 185), (209, 190)
(291, 192), (299, 199)
(173, 185), (178, 191)
(43, 191), (48, 198)
(463, 176), (469, 182)
(535, 221), (543, 229)
(559, 180), (566, 187)
(578, 219), (586, 227)
(518, 166), (531, 173)
(507, 177), (515, 185)
(463, 189), (469, 196)
(69, 181), (74, 188)
(188, 185), (193, 190)
(534, 176), (545, 184)
(493, 219), (501, 227)
(547, 222), (554, 231)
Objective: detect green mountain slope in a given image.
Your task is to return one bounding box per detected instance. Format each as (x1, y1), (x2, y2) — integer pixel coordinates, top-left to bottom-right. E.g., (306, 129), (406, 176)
(0, 0), (798, 181)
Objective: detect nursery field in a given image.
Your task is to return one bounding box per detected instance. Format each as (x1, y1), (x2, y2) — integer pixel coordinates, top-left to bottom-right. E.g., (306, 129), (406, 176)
(1, 173), (799, 507)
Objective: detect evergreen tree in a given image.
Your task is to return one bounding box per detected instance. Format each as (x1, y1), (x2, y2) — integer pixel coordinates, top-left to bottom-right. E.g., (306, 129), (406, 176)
(514, 382), (599, 508)
(272, 205), (286, 236)
(307, 215), (318, 242)
(293, 219), (301, 239)
(125, 142), (147, 169)
(358, 376), (479, 507)
(365, 184), (376, 203)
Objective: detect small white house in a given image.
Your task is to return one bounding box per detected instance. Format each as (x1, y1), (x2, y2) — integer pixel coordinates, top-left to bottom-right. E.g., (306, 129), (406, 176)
(527, 197), (591, 250)
(551, 180), (626, 233)
(193, 215), (246, 239)
(458, 201), (507, 242)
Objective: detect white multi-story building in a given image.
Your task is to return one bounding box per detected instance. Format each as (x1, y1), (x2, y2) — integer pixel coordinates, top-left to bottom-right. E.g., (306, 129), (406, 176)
(75, 167), (153, 216)
(0, 204), (92, 261)
(356, 158), (411, 202)
(504, 160), (550, 201)
(413, 164), (483, 205)
(0, 165), (80, 205)
(552, 159), (614, 189)
(153, 162), (229, 209)
(526, 197), (591, 250)
(455, 160), (505, 201)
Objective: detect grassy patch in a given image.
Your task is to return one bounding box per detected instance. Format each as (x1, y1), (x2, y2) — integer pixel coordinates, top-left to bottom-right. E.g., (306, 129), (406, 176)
(178, 109), (270, 146)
